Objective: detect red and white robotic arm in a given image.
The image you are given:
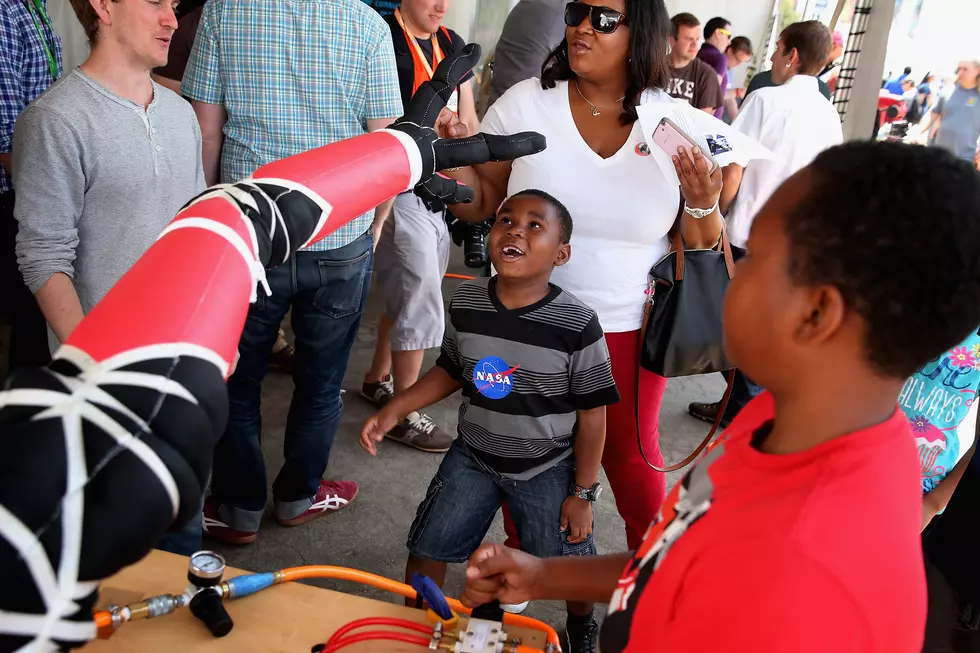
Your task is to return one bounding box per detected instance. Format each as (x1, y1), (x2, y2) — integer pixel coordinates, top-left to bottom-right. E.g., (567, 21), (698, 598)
(0, 44), (543, 653)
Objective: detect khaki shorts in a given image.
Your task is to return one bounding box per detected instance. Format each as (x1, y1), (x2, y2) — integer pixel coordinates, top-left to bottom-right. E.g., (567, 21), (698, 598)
(374, 193), (451, 351)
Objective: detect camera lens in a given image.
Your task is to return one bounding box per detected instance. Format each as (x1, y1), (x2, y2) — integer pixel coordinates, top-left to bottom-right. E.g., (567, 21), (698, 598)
(464, 219), (493, 269)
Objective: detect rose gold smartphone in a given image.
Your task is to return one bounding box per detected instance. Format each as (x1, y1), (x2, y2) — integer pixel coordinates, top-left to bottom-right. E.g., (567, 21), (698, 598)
(652, 117), (719, 174)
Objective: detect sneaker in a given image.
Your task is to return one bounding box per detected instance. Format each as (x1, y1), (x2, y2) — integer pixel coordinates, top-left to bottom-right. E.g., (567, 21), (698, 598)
(268, 344), (295, 373)
(501, 601), (529, 614)
(687, 400), (734, 429)
(275, 480), (358, 527)
(566, 611), (599, 653)
(385, 411), (454, 453)
(361, 375), (395, 407)
(202, 499), (258, 545)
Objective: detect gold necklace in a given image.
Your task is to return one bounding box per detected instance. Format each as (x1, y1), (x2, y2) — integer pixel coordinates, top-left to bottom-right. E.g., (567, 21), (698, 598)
(574, 80), (626, 117)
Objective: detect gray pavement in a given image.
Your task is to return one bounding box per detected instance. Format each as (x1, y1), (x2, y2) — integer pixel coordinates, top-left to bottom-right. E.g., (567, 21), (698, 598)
(205, 246), (726, 634)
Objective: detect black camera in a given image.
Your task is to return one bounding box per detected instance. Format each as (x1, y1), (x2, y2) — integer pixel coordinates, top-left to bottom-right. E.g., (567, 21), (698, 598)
(446, 211), (493, 269)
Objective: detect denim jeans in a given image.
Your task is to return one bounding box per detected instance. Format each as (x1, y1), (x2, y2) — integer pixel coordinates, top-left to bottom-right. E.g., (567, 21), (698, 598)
(408, 439), (596, 563)
(728, 369), (764, 415)
(211, 233), (373, 532)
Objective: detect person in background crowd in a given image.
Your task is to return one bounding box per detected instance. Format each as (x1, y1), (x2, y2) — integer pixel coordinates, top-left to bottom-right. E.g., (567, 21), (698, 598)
(0, 0), (61, 376)
(918, 71), (936, 113)
(818, 30), (843, 94)
(360, 0), (477, 453)
(722, 35), (752, 120)
(901, 77), (925, 125)
(14, 0), (205, 553)
(153, 0), (298, 373)
(487, 0), (566, 110)
(442, 0), (725, 553)
(461, 140), (980, 653)
(665, 13), (722, 114)
(182, 0), (402, 544)
(744, 51), (833, 101)
(923, 60), (980, 168)
(696, 16), (731, 119)
(885, 65), (913, 95)
(689, 21), (842, 428)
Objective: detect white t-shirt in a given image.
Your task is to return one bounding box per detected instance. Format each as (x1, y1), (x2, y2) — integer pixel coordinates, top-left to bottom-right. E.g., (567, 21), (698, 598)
(481, 79), (680, 333)
(726, 75), (844, 247)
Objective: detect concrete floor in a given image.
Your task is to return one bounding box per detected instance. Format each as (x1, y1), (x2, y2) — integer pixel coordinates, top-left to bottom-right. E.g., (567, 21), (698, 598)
(203, 246), (726, 635)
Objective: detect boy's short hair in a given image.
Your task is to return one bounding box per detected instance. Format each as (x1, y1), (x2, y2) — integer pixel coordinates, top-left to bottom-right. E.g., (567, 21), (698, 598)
(670, 13), (700, 39)
(780, 21), (832, 76)
(786, 141), (980, 379)
(506, 189), (573, 244)
(729, 36), (753, 56)
(703, 16), (730, 41)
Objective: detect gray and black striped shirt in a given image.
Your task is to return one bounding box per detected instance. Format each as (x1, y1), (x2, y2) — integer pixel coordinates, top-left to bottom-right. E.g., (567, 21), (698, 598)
(437, 277), (620, 480)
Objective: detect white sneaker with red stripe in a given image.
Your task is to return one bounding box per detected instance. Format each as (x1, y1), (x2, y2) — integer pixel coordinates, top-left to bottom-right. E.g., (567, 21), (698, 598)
(275, 479), (358, 527)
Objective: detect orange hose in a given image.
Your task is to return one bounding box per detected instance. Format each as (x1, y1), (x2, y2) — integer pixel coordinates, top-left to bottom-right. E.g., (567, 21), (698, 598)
(443, 273), (476, 280)
(276, 566), (562, 651)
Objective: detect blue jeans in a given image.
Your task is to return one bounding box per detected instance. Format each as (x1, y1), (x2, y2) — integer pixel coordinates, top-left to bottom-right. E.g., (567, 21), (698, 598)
(728, 369), (764, 415)
(211, 234), (373, 532)
(408, 439), (596, 563)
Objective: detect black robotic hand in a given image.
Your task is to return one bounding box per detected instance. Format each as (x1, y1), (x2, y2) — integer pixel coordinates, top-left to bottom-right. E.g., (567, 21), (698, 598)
(389, 43), (546, 208)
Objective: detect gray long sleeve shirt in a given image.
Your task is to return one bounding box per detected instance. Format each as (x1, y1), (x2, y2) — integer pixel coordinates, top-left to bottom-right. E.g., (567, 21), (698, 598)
(12, 68), (204, 349)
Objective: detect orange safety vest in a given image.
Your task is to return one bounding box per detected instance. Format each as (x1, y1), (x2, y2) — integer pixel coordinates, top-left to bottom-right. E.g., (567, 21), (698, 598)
(393, 7), (453, 97)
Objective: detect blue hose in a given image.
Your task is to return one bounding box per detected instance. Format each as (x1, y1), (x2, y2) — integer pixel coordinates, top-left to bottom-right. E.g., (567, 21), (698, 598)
(226, 572), (276, 599)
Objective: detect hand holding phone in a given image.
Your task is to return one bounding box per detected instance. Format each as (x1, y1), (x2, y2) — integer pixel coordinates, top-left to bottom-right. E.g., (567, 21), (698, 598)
(652, 117), (723, 215)
(652, 117), (719, 174)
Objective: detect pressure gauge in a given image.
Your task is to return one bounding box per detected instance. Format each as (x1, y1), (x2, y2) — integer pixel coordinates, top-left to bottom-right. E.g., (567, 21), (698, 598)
(188, 550), (226, 588)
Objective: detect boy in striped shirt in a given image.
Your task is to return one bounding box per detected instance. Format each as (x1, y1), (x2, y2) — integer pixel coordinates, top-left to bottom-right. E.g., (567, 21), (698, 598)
(361, 189), (619, 652)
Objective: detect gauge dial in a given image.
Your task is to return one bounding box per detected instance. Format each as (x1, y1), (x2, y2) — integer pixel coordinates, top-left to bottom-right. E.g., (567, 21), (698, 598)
(189, 551), (226, 581)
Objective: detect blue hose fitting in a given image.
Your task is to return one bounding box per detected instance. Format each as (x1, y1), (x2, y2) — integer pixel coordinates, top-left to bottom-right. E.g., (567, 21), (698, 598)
(225, 572), (276, 599)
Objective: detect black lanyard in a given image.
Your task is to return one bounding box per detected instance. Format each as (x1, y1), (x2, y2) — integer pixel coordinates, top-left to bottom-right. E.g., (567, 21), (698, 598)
(25, 0), (59, 82)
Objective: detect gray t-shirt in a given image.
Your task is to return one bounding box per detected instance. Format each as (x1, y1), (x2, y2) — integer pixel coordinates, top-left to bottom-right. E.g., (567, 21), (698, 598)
(934, 85), (980, 161)
(13, 68), (205, 351)
(487, 0), (567, 109)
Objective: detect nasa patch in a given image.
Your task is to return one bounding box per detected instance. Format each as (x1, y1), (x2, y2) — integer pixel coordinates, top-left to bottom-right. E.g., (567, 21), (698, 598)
(473, 356), (519, 399)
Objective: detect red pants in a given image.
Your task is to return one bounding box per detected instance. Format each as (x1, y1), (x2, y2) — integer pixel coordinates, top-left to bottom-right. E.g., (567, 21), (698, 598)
(504, 329), (667, 550)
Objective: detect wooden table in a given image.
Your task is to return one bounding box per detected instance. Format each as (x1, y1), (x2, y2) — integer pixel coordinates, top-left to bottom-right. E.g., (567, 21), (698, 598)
(85, 550), (548, 652)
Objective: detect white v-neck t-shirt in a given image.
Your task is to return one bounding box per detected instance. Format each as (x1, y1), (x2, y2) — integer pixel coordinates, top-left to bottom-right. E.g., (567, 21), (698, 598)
(481, 79), (680, 333)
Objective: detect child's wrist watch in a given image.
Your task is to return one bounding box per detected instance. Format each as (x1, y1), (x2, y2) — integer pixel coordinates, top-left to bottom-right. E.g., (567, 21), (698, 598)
(569, 482), (603, 502)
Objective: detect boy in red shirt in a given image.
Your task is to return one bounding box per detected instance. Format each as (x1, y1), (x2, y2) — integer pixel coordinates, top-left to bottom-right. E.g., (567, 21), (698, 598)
(461, 141), (980, 652)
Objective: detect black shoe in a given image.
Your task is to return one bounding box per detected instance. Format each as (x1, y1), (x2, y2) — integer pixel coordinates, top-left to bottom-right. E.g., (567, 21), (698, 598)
(566, 611), (599, 653)
(687, 400), (734, 428)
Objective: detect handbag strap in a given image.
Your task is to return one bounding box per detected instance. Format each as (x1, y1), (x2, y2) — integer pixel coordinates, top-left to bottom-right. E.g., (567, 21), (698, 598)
(635, 366), (736, 473)
(669, 215), (736, 282)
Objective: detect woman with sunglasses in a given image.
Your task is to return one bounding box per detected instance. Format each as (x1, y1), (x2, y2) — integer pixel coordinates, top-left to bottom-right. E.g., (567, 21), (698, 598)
(442, 0), (724, 555)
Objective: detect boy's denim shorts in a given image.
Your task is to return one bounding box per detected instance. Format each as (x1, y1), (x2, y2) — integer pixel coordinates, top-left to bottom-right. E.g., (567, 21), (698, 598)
(407, 439), (597, 563)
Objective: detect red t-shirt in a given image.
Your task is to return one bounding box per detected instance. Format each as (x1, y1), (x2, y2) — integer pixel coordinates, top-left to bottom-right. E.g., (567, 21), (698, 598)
(599, 393), (926, 653)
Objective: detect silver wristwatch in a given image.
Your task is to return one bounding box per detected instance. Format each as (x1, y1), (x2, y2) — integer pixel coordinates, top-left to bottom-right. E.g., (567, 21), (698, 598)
(683, 199), (719, 220)
(570, 482), (603, 502)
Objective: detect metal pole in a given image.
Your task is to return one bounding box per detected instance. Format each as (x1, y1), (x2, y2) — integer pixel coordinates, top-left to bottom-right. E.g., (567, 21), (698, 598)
(829, 0), (848, 31)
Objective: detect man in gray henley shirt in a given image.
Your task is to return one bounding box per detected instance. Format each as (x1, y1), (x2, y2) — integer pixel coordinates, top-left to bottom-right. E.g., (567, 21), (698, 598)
(13, 0), (204, 356)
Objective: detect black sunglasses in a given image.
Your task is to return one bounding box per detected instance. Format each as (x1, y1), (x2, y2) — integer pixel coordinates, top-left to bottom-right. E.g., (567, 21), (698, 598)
(564, 2), (627, 34)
